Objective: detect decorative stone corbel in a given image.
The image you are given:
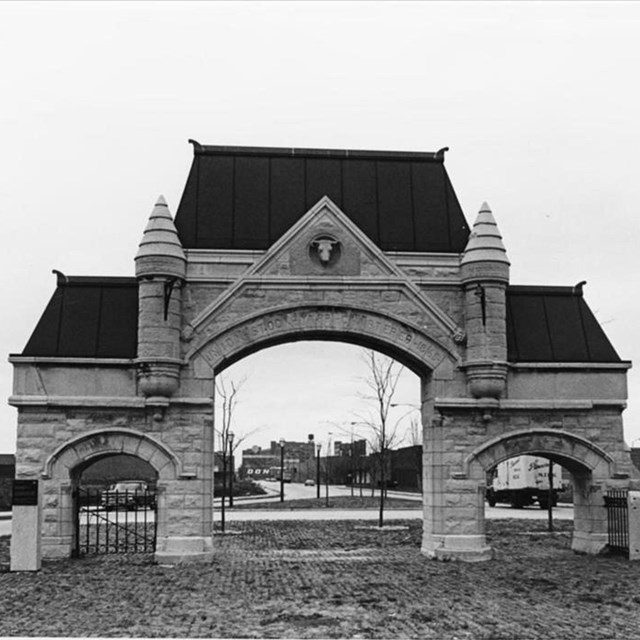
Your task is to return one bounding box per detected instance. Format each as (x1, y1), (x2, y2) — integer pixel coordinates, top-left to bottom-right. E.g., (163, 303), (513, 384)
(463, 361), (508, 400)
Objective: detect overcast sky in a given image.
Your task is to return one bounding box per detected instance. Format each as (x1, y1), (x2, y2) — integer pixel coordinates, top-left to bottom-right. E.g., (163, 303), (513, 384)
(2, 1), (639, 456)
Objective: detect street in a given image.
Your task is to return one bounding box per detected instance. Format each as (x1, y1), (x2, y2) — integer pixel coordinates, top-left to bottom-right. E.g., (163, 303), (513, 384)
(216, 480), (423, 505)
(0, 486), (574, 537)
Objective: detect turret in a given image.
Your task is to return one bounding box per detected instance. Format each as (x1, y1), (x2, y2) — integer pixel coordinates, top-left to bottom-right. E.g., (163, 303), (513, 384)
(460, 202), (510, 400)
(135, 196), (186, 416)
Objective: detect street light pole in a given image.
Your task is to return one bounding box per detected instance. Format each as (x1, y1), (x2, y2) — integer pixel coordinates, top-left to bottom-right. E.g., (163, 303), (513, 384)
(279, 438), (285, 503)
(228, 431), (235, 508)
(350, 431), (354, 498)
(221, 446), (226, 533)
(316, 443), (321, 499)
(325, 433), (332, 507)
(547, 460), (554, 532)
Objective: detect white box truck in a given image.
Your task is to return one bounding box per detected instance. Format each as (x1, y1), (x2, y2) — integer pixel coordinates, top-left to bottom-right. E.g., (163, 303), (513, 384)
(486, 455), (563, 508)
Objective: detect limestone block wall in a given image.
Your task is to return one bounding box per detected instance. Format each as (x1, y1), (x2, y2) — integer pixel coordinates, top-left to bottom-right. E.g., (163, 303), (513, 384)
(180, 284), (464, 369)
(422, 404), (632, 557)
(13, 402), (213, 558)
(506, 366), (630, 402)
(428, 406), (632, 478)
(11, 362), (137, 399)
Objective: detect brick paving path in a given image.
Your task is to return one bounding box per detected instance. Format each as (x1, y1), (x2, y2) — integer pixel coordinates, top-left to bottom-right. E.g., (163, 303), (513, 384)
(1, 519), (639, 638)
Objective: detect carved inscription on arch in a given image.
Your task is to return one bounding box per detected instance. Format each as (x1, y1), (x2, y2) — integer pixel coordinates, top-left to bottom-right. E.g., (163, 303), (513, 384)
(200, 308), (448, 369)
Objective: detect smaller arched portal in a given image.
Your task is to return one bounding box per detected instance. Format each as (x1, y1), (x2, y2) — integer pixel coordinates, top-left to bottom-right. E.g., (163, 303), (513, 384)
(460, 429), (627, 556)
(36, 429), (183, 560)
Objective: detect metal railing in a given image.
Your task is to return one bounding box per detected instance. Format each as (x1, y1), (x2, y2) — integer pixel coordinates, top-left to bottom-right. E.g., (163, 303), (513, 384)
(73, 487), (157, 556)
(604, 489), (629, 556)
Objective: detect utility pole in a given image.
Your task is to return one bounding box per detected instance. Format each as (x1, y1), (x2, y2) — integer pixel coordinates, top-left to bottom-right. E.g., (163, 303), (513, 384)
(547, 460), (554, 532)
(279, 438), (285, 503)
(316, 443), (321, 499)
(228, 431), (235, 508)
(221, 448), (226, 533)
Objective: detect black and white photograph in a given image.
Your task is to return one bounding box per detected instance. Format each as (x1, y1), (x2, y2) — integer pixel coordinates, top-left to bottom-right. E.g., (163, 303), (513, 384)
(1, 2), (639, 638)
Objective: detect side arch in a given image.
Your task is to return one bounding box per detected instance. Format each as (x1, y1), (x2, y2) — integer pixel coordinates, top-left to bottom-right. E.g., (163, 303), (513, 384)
(43, 428), (183, 481)
(463, 428), (618, 480)
(185, 303), (461, 375)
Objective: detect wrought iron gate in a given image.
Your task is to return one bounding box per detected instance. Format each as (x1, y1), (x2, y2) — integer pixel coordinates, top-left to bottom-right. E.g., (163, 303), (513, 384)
(73, 485), (157, 556)
(604, 489), (628, 556)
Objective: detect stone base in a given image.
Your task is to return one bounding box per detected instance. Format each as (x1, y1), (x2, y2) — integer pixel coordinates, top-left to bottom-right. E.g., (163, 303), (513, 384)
(571, 532), (608, 555)
(154, 536), (214, 565)
(422, 534), (493, 562)
(10, 506), (41, 572)
(42, 536), (74, 559)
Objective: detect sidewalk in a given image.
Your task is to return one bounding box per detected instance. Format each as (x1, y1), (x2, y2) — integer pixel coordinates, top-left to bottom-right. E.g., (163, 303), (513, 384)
(220, 508), (422, 522)
(218, 504), (573, 522)
(214, 486), (423, 507)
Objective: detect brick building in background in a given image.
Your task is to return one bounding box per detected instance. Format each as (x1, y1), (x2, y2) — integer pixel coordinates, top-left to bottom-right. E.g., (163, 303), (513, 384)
(0, 454), (15, 510)
(240, 439), (316, 481)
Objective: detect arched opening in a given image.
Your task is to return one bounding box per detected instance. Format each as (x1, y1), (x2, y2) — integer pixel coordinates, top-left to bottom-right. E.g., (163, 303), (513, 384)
(40, 429), (181, 559)
(72, 453), (159, 556)
(209, 339), (425, 529)
(75, 453), (158, 490)
(465, 429), (620, 555)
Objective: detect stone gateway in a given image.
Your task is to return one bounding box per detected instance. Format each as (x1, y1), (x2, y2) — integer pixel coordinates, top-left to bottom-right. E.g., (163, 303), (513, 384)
(8, 143), (636, 567)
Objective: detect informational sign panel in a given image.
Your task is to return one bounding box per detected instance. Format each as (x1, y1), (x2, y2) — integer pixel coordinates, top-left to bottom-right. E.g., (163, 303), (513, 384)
(12, 479), (39, 506)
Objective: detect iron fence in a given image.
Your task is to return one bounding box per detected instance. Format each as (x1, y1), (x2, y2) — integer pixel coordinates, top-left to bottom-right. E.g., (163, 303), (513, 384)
(604, 489), (628, 556)
(73, 486), (157, 556)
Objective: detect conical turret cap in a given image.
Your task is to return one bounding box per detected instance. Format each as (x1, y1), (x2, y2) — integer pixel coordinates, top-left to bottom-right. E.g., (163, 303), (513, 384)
(135, 196), (186, 279)
(461, 202), (510, 267)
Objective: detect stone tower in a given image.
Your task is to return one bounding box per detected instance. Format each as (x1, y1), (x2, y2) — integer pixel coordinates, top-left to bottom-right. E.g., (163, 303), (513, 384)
(135, 196), (186, 418)
(460, 202), (510, 401)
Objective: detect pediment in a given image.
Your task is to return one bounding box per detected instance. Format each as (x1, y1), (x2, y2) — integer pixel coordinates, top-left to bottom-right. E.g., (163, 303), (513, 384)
(186, 197), (464, 343)
(247, 196), (394, 278)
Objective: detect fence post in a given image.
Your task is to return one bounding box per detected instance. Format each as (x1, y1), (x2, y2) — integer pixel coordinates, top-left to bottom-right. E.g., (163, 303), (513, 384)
(629, 491), (640, 561)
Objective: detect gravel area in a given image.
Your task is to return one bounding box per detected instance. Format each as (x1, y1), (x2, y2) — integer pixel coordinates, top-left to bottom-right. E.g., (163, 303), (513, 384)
(0, 519), (638, 639)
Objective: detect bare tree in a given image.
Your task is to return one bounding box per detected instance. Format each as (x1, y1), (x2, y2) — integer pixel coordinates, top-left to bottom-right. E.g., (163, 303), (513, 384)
(352, 350), (406, 527)
(214, 374), (257, 530)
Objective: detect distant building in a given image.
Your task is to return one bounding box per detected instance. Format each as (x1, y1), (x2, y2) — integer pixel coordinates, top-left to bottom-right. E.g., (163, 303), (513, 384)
(334, 439), (367, 458)
(0, 454), (16, 510)
(80, 454), (156, 488)
(240, 438), (316, 481)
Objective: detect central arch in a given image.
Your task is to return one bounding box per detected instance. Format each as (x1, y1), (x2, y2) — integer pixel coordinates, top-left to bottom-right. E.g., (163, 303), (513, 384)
(186, 304), (460, 376)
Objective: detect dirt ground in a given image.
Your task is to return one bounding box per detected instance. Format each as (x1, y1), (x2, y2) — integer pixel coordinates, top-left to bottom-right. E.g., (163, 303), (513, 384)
(0, 519), (638, 639)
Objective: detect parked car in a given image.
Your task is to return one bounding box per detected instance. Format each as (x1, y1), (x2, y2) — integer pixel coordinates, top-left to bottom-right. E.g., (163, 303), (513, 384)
(304, 479), (315, 486)
(100, 481), (156, 511)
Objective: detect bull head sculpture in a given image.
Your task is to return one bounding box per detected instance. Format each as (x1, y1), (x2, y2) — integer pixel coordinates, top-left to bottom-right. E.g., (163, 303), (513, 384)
(311, 237), (339, 265)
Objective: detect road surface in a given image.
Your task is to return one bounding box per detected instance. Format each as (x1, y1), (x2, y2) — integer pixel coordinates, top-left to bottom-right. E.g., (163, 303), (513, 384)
(0, 495), (573, 537)
(216, 480), (422, 505)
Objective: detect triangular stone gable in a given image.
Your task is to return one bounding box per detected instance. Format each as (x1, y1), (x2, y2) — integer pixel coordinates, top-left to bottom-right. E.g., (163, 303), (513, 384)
(187, 197), (463, 341)
(249, 196), (393, 279)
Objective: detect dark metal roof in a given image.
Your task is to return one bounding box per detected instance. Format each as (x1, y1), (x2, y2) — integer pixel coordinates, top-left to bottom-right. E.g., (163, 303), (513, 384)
(174, 142), (470, 252)
(21, 276), (138, 359)
(18, 280), (621, 365)
(506, 286), (621, 363)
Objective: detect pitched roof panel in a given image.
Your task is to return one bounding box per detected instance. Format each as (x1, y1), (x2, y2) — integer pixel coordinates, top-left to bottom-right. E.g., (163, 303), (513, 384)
(174, 143), (470, 252)
(21, 277), (138, 359)
(506, 286), (620, 363)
